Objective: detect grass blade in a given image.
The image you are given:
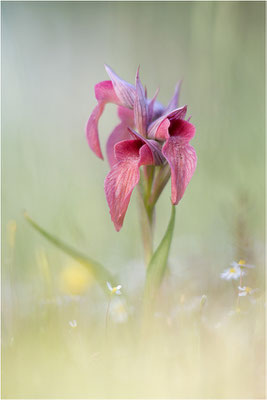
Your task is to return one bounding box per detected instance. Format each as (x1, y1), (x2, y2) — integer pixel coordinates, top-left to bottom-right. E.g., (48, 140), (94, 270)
(24, 212), (114, 290)
(144, 204), (176, 306)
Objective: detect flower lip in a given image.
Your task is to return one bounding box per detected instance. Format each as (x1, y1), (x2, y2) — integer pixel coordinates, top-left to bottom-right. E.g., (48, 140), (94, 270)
(147, 105), (188, 141)
(128, 127), (165, 165)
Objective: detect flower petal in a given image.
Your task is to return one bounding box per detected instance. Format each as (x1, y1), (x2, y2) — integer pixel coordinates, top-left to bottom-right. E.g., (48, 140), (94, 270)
(86, 80), (122, 159)
(104, 64), (135, 108)
(134, 67), (148, 135)
(162, 138), (197, 205)
(128, 127), (165, 165)
(169, 119), (196, 142)
(165, 81), (182, 114)
(148, 105), (187, 141)
(106, 107), (134, 167)
(147, 88), (160, 123)
(104, 140), (154, 231)
(106, 123), (132, 167)
(118, 106), (134, 125)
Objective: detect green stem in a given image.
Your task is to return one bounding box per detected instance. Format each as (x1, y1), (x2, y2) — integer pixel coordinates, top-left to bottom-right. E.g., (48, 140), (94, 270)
(137, 167), (156, 267)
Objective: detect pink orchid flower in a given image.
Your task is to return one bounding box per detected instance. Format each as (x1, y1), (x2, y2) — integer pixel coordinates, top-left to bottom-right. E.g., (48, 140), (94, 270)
(86, 65), (197, 231)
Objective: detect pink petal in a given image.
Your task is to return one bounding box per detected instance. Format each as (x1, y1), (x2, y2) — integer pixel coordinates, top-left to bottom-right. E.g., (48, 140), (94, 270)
(169, 119), (196, 142)
(94, 80), (120, 103)
(162, 138), (197, 205)
(104, 140), (154, 231)
(106, 107), (135, 167)
(104, 64), (135, 108)
(128, 128), (165, 165)
(106, 123), (132, 167)
(165, 80), (182, 114)
(134, 67), (148, 136)
(147, 88), (160, 124)
(117, 106), (134, 125)
(147, 105), (187, 141)
(86, 103), (105, 159)
(86, 80), (122, 159)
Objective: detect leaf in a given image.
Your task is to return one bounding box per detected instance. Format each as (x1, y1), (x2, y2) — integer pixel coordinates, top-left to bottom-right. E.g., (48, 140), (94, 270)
(144, 204), (176, 306)
(24, 212), (115, 291)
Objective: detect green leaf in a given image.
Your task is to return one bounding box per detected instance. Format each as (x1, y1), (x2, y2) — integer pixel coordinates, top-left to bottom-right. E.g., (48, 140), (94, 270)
(24, 212), (115, 291)
(144, 204), (176, 305)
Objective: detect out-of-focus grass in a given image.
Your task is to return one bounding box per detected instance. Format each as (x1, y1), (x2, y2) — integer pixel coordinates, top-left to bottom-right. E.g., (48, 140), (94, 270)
(2, 2), (265, 398)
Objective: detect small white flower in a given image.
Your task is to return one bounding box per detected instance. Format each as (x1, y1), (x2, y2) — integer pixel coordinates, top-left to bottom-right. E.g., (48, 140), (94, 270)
(231, 259), (255, 269)
(107, 281), (122, 295)
(238, 286), (258, 297)
(220, 266), (244, 280)
(69, 319), (77, 328)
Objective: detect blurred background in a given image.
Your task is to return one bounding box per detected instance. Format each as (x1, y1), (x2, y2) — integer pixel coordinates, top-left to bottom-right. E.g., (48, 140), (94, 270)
(2, 2), (265, 399)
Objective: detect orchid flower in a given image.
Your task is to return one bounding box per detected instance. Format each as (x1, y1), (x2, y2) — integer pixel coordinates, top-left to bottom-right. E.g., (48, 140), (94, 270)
(86, 65), (197, 232)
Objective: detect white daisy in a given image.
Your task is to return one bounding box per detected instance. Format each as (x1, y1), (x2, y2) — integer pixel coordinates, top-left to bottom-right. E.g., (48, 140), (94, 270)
(107, 281), (122, 295)
(220, 265), (244, 280)
(231, 259), (255, 269)
(238, 286), (258, 297)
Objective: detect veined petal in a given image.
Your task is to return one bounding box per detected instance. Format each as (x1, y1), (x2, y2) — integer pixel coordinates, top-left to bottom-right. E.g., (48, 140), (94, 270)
(106, 123), (132, 167)
(165, 81), (182, 114)
(162, 138), (197, 205)
(105, 64), (135, 108)
(104, 140), (154, 231)
(148, 105), (187, 141)
(118, 106), (134, 125)
(134, 67), (148, 135)
(106, 106), (134, 167)
(86, 103), (105, 159)
(86, 80), (122, 159)
(128, 128), (165, 165)
(147, 88), (160, 124)
(169, 119), (196, 142)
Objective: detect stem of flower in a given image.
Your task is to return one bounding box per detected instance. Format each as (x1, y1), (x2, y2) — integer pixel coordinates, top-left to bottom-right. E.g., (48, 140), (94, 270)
(137, 168), (155, 266)
(149, 164), (171, 207)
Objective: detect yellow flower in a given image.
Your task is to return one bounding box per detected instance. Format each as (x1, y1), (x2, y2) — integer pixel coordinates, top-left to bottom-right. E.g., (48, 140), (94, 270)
(60, 262), (94, 295)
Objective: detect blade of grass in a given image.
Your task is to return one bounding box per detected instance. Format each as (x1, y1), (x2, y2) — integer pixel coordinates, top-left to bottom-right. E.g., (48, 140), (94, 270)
(144, 204), (176, 307)
(24, 212), (115, 291)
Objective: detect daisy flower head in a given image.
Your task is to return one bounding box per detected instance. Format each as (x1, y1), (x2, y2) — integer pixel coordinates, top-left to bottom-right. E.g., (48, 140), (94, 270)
(238, 286), (258, 297)
(107, 281), (122, 295)
(231, 259), (255, 270)
(220, 265), (244, 280)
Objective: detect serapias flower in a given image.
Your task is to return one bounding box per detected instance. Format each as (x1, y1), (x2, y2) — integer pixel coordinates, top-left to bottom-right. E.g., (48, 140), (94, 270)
(107, 281), (122, 295)
(86, 65), (197, 231)
(238, 286), (258, 296)
(220, 265), (245, 280)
